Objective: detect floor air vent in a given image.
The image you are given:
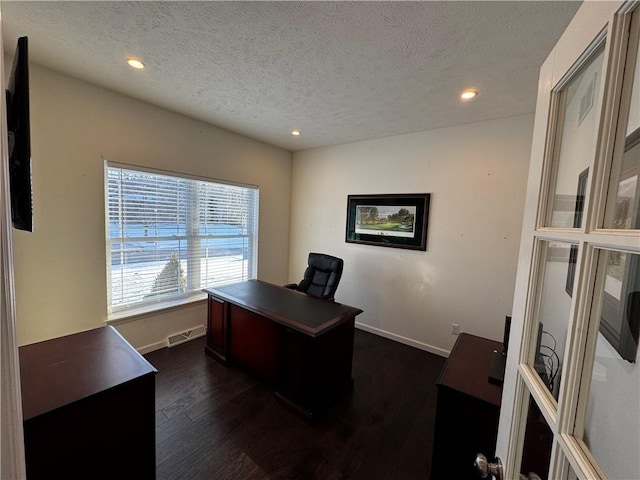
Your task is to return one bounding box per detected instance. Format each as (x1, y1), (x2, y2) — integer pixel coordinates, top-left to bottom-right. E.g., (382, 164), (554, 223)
(167, 325), (206, 347)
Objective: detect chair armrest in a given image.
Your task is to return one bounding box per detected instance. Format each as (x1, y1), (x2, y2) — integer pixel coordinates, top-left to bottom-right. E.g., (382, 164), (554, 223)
(283, 283), (298, 290)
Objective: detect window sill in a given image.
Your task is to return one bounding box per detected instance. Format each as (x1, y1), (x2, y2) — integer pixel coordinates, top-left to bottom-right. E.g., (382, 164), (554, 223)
(107, 293), (208, 325)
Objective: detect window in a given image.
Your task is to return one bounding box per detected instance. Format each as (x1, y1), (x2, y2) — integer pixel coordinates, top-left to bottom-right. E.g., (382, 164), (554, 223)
(105, 162), (258, 317)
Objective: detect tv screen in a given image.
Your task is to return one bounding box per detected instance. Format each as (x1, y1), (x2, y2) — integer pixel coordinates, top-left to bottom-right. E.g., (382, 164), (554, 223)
(6, 36), (33, 232)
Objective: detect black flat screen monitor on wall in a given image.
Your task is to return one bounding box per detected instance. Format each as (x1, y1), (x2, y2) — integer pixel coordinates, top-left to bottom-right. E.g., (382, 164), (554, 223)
(6, 36), (33, 232)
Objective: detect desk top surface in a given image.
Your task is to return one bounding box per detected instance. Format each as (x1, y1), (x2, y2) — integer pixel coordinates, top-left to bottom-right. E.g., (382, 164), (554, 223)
(19, 326), (157, 421)
(436, 333), (502, 407)
(204, 280), (363, 336)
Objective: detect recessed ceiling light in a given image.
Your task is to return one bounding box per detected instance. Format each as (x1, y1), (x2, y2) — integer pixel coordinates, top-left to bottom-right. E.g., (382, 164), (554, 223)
(127, 57), (145, 69)
(461, 89), (478, 100)
(291, 130), (301, 136)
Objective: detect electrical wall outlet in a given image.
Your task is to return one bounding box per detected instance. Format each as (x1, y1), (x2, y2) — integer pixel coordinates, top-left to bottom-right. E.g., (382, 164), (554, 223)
(451, 323), (460, 335)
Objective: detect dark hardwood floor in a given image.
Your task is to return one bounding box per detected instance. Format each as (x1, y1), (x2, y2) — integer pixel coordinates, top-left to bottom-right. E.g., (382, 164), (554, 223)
(145, 329), (446, 480)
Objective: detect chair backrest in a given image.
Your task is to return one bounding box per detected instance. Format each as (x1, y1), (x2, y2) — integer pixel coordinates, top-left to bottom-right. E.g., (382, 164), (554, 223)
(297, 253), (344, 299)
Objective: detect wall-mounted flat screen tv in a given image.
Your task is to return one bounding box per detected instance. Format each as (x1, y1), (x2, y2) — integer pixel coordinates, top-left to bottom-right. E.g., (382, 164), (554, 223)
(6, 36), (33, 232)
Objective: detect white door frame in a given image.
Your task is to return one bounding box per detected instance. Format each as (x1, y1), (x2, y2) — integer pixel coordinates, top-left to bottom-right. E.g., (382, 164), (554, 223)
(497, 1), (639, 479)
(0, 4), (27, 478)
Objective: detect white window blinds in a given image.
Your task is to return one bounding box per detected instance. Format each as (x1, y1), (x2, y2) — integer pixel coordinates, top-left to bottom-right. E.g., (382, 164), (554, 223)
(105, 163), (258, 315)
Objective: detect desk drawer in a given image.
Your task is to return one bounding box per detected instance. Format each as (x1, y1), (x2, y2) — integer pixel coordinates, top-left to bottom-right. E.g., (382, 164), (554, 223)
(228, 304), (280, 384)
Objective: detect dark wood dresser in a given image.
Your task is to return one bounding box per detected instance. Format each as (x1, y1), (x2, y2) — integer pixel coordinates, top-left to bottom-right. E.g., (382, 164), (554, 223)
(430, 333), (503, 480)
(19, 326), (157, 480)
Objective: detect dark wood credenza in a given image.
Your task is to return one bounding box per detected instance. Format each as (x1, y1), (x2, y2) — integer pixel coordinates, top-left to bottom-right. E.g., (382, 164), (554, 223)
(204, 280), (363, 418)
(431, 333), (553, 479)
(19, 326), (157, 480)
(430, 333), (503, 480)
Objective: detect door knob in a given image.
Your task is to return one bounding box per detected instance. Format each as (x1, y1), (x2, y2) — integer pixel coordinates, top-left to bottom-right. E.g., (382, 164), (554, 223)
(474, 454), (541, 480)
(474, 453), (503, 480)
(519, 474), (541, 480)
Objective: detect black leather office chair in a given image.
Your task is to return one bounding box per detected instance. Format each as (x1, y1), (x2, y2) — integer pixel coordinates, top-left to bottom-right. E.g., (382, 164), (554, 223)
(284, 253), (344, 300)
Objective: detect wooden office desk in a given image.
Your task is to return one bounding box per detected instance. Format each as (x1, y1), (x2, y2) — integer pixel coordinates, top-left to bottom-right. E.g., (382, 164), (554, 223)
(19, 326), (157, 480)
(204, 280), (363, 418)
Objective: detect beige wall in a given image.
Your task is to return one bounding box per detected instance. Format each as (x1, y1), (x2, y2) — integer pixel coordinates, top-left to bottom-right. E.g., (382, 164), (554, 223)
(13, 64), (292, 349)
(290, 115), (533, 355)
(13, 62), (532, 357)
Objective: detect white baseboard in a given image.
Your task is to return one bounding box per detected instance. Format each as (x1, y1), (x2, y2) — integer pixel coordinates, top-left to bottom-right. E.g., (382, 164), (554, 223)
(138, 322), (450, 357)
(355, 322), (449, 358)
(138, 340), (167, 355)
(138, 332), (207, 355)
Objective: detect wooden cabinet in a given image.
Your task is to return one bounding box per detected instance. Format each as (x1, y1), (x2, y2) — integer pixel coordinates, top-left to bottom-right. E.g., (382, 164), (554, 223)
(430, 333), (503, 480)
(19, 326), (157, 480)
(430, 333), (554, 479)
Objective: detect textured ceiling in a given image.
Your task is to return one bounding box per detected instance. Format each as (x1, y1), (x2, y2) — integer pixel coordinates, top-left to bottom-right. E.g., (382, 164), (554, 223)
(1, 1), (582, 151)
